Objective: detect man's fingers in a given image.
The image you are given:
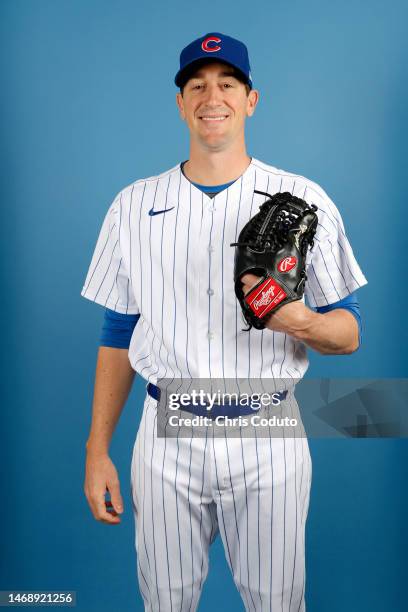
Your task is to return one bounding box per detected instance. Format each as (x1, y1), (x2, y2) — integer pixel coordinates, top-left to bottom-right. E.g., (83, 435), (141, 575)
(241, 273), (262, 295)
(241, 273), (260, 286)
(105, 500), (121, 518)
(93, 495), (121, 523)
(85, 487), (121, 524)
(107, 481), (124, 514)
(84, 455), (122, 524)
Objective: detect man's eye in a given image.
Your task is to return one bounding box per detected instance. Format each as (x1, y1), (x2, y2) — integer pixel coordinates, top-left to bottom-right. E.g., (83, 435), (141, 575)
(223, 83), (233, 88)
(193, 84), (203, 90)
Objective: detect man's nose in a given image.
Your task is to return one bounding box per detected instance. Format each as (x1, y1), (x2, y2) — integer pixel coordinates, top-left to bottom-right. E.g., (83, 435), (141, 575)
(203, 82), (224, 105)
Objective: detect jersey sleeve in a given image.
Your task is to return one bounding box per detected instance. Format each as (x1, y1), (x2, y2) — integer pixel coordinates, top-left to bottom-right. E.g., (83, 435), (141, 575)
(304, 190), (368, 308)
(314, 291), (362, 346)
(100, 308), (140, 348)
(80, 196), (140, 314)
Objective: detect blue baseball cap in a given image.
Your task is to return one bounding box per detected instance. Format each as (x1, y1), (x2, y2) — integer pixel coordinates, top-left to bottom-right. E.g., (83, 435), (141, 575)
(175, 32), (253, 89)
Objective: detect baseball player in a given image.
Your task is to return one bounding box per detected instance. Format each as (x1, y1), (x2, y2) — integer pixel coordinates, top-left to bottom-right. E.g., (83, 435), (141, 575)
(82, 33), (367, 611)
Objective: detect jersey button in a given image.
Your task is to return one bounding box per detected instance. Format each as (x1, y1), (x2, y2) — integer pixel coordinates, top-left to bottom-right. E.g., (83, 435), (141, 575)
(208, 206), (216, 213)
(207, 289), (214, 296)
(207, 332), (214, 340)
(208, 245), (214, 253)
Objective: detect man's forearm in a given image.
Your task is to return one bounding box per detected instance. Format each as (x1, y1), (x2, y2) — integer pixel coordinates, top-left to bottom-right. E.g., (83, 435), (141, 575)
(86, 346), (136, 455)
(293, 308), (359, 355)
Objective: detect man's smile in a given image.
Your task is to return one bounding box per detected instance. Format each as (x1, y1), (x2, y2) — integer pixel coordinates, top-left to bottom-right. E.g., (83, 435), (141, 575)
(198, 114), (229, 122)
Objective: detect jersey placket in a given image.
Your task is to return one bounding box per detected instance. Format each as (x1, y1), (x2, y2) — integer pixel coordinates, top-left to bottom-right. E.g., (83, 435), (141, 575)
(194, 190), (222, 380)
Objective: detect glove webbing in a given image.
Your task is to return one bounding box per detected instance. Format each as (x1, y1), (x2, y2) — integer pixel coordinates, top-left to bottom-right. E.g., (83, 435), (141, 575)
(231, 190), (316, 254)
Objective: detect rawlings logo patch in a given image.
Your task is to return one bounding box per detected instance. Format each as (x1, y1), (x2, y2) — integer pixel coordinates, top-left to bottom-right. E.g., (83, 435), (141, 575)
(246, 277), (287, 318)
(253, 286), (275, 310)
(277, 256), (297, 273)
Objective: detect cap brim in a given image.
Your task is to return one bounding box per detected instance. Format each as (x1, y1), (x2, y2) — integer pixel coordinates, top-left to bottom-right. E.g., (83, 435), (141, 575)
(175, 56), (251, 88)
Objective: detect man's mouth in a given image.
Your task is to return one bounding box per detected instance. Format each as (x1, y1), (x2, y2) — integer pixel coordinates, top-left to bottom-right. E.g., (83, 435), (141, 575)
(198, 114), (229, 122)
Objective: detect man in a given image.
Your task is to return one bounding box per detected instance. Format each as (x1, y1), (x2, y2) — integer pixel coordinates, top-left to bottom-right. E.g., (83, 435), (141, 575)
(82, 33), (367, 611)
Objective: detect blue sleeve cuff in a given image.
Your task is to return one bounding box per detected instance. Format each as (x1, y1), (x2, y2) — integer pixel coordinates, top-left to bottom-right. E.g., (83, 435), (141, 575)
(99, 308), (140, 349)
(314, 291), (362, 347)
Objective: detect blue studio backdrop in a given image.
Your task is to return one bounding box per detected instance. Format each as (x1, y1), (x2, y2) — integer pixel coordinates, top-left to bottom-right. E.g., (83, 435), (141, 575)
(1, 1), (407, 611)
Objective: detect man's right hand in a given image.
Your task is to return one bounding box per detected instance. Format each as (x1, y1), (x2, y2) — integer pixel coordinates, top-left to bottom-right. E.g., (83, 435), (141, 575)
(84, 452), (124, 524)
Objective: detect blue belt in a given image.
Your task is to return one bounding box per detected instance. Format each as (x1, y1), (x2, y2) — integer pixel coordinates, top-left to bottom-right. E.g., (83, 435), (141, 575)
(147, 382), (288, 419)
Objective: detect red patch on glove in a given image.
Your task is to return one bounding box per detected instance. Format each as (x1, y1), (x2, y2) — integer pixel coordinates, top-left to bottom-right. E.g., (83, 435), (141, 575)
(245, 277), (287, 318)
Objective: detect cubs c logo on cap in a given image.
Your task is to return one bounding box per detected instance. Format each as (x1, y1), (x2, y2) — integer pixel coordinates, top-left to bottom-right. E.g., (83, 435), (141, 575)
(201, 36), (221, 53)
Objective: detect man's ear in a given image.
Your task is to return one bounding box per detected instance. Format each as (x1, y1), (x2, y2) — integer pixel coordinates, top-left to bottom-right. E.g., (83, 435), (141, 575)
(176, 92), (186, 120)
(246, 89), (259, 117)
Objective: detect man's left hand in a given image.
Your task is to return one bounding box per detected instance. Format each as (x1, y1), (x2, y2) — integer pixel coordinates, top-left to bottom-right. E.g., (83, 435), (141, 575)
(240, 273), (314, 337)
(241, 273), (359, 354)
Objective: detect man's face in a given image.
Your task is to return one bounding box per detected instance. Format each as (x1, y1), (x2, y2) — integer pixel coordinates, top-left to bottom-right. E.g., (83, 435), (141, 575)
(176, 62), (259, 151)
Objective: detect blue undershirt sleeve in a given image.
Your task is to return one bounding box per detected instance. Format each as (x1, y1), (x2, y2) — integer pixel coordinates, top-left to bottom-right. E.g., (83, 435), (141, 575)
(314, 291), (362, 347)
(99, 308), (140, 349)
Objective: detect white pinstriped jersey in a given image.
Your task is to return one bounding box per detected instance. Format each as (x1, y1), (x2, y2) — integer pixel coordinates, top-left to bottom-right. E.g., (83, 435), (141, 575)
(81, 157), (367, 381)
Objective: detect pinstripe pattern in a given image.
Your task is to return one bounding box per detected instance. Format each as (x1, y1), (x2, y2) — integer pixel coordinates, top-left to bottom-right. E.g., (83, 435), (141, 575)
(131, 394), (312, 611)
(81, 157), (367, 379)
(82, 158), (365, 610)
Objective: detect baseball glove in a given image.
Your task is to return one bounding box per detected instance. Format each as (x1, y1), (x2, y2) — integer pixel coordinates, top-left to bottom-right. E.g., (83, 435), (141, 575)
(231, 190), (318, 330)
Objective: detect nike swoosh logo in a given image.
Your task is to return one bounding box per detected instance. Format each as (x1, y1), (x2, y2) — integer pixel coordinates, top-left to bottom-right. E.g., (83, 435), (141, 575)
(148, 207), (175, 216)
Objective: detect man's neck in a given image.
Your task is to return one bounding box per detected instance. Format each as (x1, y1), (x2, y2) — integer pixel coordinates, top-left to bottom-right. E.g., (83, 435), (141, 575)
(182, 147), (252, 186)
